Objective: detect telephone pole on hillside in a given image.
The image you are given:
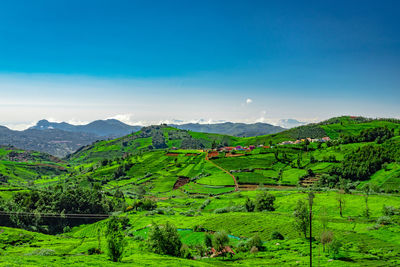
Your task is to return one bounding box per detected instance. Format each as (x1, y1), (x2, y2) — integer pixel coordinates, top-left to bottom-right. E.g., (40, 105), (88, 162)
(308, 192), (315, 267)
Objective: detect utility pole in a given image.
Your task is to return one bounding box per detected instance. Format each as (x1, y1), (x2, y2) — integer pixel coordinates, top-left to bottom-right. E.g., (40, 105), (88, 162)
(308, 192), (315, 267)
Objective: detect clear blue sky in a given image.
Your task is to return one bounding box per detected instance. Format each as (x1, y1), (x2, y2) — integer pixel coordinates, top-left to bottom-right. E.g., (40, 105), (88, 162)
(1, 0), (399, 129)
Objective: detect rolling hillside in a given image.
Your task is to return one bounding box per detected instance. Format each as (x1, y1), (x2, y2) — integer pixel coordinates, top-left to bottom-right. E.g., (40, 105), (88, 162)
(171, 122), (285, 137)
(67, 124), (241, 163)
(239, 116), (400, 146)
(0, 146), (67, 187)
(0, 126), (99, 158)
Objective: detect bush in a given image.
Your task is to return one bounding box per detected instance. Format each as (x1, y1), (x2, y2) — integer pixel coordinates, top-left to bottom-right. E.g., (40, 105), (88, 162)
(87, 247), (102, 255)
(247, 234), (263, 250)
(180, 244), (192, 259)
(214, 207), (229, 214)
(328, 239), (342, 259)
(26, 249), (55, 256)
(199, 199), (211, 210)
(147, 222), (182, 257)
(180, 209), (196, 216)
(193, 225), (204, 232)
(255, 191), (276, 211)
(213, 205), (245, 214)
(270, 231), (284, 240)
(250, 246), (259, 254)
(203, 233), (213, 248)
(245, 197), (255, 212)
(212, 231), (230, 253)
(236, 241), (248, 252)
(376, 216), (392, 225)
(382, 205), (398, 216)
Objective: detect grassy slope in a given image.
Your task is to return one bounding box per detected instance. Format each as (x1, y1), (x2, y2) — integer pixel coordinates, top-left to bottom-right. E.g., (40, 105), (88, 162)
(0, 147), (67, 189)
(239, 116), (400, 146)
(2, 190), (400, 266)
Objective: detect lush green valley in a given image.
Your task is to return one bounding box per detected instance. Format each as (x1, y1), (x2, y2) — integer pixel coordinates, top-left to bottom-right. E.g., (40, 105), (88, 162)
(1, 116), (400, 266)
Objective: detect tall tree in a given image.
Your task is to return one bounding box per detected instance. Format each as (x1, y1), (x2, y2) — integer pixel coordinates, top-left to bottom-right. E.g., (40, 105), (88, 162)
(293, 199), (310, 239)
(106, 216), (126, 262)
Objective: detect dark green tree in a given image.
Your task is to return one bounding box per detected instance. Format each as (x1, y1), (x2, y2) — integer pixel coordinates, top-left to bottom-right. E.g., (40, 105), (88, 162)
(106, 216), (126, 262)
(148, 222), (182, 257)
(245, 197), (255, 212)
(255, 191), (276, 211)
(293, 199), (310, 239)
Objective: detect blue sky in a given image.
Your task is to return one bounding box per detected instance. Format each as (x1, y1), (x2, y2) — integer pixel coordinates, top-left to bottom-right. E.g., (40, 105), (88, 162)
(0, 0), (399, 129)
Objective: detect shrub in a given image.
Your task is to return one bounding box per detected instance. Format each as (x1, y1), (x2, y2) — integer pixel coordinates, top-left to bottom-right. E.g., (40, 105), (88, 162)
(245, 197), (255, 212)
(320, 231), (333, 252)
(250, 246), (259, 254)
(26, 249), (55, 256)
(270, 231), (284, 240)
(236, 241), (248, 252)
(255, 191), (275, 211)
(199, 199), (211, 210)
(212, 231), (230, 253)
(382, 205), (398, 216)
(180, 244), (192, 259)
(193, 225), (204, 232)
(204, 233), (213, 248)
(87, 247), (102, 255)
(180, 209), (196, 216)
(147, 222), (182, 257)
(214, 207), (229, 214)
(328, 239), (342, 259)
(247, 234), (263, 250)
(376, 216), (392, 225)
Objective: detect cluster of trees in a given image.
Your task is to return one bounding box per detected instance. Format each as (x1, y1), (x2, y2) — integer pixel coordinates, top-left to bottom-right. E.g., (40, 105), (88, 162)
(245, 191), (276, 212)
(0, 186), (116, 233)
(331, 143), (398, 181)
(341, 127), (394, 144)
(288, 125), (327, 139)
(180, 138), (205, 149)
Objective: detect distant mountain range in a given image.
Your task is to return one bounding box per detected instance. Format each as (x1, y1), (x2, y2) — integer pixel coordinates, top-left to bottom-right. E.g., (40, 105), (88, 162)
(30, 119), (141, 138)
(170, 122), (285, 137)
(0, 119), (288, 157)
(0, 126), (98, 158)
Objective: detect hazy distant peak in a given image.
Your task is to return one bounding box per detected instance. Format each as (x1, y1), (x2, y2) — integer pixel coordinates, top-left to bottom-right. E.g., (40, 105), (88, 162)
(277, 119), (307, 129)
(31, 119), (142, 137)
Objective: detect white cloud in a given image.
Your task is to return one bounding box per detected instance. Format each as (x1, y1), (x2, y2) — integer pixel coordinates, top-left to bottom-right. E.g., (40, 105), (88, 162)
(67, 119), (89, 125)
(3, 121), (36, 131)
(106, 114), (135, 125)
(246, 98), (253, 104)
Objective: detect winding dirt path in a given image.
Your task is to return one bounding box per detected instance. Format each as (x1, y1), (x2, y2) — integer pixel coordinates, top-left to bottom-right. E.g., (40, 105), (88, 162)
(205, 152), (239, 191)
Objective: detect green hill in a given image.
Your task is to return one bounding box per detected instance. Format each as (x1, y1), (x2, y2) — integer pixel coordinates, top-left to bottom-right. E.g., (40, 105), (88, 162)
(0, 146), (67, 187)
(239, 116), (400, 146)
(67, 125), (240, 163)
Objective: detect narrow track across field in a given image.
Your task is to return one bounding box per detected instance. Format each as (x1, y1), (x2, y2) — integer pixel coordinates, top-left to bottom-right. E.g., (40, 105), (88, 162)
(205, 152), (239, 191)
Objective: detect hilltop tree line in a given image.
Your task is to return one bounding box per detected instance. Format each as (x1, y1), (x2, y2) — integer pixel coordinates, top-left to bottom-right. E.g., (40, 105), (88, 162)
(340, 126), (394, 144)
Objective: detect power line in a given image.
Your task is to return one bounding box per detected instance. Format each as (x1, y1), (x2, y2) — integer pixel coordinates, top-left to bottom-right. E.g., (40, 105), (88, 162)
(0, 211), (110, 219)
